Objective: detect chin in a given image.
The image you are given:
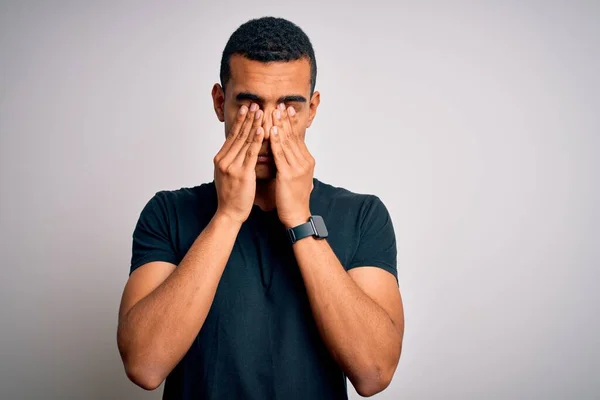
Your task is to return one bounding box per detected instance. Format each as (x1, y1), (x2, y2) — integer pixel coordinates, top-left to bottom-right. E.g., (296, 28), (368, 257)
(255, 164), (276, 181)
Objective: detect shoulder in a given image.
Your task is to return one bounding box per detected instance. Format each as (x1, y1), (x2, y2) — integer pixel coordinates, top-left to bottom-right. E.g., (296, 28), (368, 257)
(136, 180), (217, 224)
(147, 180), (217, 210)
(313, 177), (389, 217)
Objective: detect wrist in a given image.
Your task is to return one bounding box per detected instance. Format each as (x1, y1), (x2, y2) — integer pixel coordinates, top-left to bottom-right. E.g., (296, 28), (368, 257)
(213, 210), (245, 229)
(282, 213), (311, 229)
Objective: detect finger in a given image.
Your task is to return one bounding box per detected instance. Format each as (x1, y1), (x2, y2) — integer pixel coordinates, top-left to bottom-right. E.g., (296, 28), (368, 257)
(262, 106), (273, 141)
(269, 124), (288, 171)
(273, 106), (299, 166)
(283, 105), (309, 164)
(233, 108), (263, 167)
(239, 103), (260, 142)
(222, 103), (259, 164)
(215, 105), (248, 160)
(242, 126), (265, 169)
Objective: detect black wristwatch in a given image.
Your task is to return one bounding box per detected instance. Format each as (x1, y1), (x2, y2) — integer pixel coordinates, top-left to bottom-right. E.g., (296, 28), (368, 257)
(286, 215), (328, 244)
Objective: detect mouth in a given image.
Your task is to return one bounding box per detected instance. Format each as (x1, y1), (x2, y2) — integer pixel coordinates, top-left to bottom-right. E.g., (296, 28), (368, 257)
(257, 155), (273, 163)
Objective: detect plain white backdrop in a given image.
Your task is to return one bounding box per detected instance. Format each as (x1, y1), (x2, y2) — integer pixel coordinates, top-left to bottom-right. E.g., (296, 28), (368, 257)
(1, 1), (598, 399)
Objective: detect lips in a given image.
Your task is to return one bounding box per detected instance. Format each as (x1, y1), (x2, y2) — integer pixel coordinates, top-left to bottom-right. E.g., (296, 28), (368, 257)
(257, 155), (273, 163)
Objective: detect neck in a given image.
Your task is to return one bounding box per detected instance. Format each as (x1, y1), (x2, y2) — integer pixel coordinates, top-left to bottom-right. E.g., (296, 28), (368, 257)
(252, 178), (315, 212)
(253, 179), (277, 212)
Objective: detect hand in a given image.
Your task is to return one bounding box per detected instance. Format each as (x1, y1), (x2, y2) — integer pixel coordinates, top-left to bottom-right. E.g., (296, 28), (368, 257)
(213, 103), (264, 224)
(270, 103), (316, 228)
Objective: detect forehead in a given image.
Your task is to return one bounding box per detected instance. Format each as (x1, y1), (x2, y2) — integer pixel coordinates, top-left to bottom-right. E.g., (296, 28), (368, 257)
(228, 54), (311, 100)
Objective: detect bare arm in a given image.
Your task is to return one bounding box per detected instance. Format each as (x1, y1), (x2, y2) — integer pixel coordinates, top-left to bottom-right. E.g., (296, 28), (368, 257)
(117, 102), (266, 390)
(117, 213), (241, 390)
(266, 104), (404, 396)
(292, 237), (404, 397)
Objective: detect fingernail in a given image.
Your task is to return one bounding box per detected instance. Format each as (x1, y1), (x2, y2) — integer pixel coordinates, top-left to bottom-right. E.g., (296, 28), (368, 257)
(257, 127), (263, 135)
(250, 103), (258, 112)
(239, 106), (247, 115)
(288, 106), (296, 117)
(255, 109), (262, 119)
(272, 126), (278, 135)
(279, 103), (285, 110)
(275, 110), (281, 120)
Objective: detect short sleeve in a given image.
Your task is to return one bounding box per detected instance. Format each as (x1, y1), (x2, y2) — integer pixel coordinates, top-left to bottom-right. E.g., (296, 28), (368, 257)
(346, 195), (398, 283)
(130, 191), (179, 275)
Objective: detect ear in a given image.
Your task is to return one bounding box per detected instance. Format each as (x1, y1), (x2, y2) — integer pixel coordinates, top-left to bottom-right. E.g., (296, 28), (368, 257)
(307, 91), (320, 128)
(211, 83), (225, 122)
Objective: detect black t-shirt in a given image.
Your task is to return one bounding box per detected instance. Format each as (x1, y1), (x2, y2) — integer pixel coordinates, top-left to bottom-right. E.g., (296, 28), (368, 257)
(130, 177), (397, 400)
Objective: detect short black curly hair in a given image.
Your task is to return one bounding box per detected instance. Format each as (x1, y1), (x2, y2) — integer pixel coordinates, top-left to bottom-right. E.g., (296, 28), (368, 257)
(220, 17), (317, 95)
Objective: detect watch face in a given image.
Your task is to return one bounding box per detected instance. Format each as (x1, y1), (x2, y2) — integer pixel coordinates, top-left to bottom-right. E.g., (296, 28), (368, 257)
(311, 215), (328, 238)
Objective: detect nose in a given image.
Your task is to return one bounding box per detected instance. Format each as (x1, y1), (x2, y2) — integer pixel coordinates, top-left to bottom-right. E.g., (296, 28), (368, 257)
(261, 105), (276, 141)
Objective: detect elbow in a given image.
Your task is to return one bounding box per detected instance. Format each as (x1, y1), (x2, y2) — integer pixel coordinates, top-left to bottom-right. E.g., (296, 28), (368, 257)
(353, 365), (394, 397)
(117, 330), (165, 391)
(123, 362), (165, 391)
(352, 351), (400, 398)
(354, 324), (403, 396)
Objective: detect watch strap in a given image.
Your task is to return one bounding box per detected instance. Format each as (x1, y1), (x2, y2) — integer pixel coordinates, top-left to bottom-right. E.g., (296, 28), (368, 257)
(287, 215), (328, 244)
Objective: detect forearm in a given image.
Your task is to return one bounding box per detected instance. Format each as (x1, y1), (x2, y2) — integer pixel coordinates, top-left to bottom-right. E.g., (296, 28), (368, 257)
(293, 237), (402, 394)
(118, 212), (241, 386)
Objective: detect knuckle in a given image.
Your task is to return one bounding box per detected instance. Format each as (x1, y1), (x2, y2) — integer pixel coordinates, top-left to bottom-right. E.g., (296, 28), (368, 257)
(226, 163), (239, 176)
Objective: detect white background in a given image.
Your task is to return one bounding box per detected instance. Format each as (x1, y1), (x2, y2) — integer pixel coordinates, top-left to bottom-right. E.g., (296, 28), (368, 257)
(1, 1), (598, 399)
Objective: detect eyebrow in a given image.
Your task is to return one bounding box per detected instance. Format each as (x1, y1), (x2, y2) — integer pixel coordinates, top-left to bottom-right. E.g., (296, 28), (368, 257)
(235, 92), (308, 104)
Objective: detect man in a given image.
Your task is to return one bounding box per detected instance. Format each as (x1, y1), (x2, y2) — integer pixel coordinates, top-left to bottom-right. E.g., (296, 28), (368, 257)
(117, 16), (404, 399)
